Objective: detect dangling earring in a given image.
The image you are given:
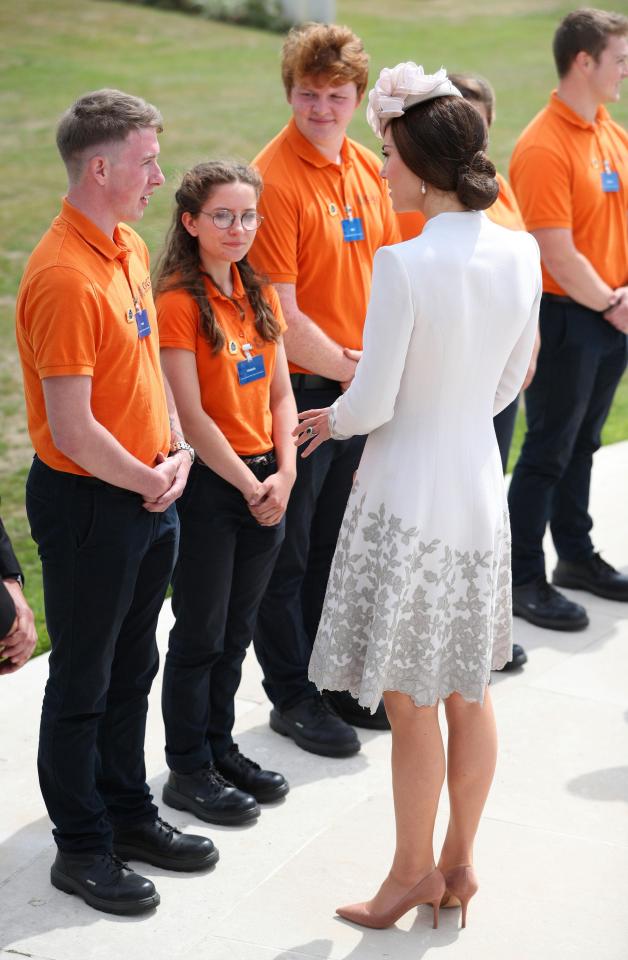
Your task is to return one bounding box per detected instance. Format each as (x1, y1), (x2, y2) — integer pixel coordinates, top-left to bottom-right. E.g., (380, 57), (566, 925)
(421, 181), (427, 195)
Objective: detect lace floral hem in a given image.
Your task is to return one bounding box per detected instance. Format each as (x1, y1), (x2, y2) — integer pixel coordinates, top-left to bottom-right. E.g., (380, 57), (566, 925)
(308, 484), (512, 712)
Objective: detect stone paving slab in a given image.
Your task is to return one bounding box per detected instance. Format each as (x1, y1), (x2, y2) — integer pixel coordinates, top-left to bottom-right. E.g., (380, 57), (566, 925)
(1, 441), (627, 959)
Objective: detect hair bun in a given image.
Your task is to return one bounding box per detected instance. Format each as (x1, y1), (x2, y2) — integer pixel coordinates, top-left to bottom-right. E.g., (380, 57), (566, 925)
(456, 150), (498, 211)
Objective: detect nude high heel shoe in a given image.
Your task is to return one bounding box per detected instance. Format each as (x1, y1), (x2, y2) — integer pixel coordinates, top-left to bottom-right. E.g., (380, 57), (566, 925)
(440, 865), (478, 928)
(336, 868), (446, 930)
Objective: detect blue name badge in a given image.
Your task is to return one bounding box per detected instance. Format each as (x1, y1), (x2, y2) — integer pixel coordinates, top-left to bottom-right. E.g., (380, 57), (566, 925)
(237, 354), (266, 386)
(135, 308), (151, 339)
(601, 170), (620, 193)
(341, 216), (365, 242)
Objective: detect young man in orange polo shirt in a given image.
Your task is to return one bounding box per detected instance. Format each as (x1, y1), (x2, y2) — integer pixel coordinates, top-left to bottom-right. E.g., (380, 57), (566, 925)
(15, 89), (216, 916)
(250, 24), (400, 756)
(508, 9), (628, 630)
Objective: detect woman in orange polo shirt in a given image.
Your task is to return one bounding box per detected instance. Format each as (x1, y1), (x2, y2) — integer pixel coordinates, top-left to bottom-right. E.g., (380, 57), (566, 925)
(155, 161), (297, 827)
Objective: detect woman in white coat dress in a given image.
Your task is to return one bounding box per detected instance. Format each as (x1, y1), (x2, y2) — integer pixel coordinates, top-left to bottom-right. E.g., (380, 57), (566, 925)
(294, 64), (541, 932)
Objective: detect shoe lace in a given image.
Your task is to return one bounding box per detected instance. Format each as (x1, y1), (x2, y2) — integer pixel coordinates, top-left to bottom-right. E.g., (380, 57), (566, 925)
(226, 744), (261, 773)
(311, 695), (335, 721)
(100, 852), (129, 876)
(535, 577), (563, 604)
(153, 816), (181, 837)
(200, 764), (233, 788)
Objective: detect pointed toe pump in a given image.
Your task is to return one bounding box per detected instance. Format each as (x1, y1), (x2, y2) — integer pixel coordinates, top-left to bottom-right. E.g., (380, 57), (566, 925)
(336, 868), (446, 930)
(440, 865), (479, 928)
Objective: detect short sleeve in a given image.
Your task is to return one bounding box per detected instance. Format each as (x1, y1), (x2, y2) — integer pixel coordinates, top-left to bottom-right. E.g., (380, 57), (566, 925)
(510, 146), (573, 231)
(263, 283), (288, 335)
(250, 182), (299, 284)
(23, 267), (101, 379)
(156, 288), (200, 352)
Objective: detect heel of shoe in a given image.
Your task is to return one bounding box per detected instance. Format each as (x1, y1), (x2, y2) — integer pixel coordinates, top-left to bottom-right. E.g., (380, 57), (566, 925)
(162, 784), (186, 811)
(431, 899), (440, 929)
(460, 896), (470, 929)
(50, 865), (75, 895)
(442, 865), (478, 930)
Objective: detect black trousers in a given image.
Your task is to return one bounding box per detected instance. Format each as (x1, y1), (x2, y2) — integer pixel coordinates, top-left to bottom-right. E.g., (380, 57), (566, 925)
(508, 297), (627, 585)
(27, 456), (178, 854)
(493, 396), (519, 475)
(162, 461), (285, 772)
(254, 386), (366, 711)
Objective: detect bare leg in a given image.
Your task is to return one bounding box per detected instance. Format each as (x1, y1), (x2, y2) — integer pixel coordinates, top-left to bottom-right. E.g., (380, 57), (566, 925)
(438, 687), (497, 871)
(341, 691), (445, 916)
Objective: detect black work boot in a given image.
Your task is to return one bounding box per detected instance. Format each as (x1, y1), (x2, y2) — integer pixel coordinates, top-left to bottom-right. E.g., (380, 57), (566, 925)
(553, 553), (628, 601)
(323, 690), (390, 730)
(50, 850), (159, 916)
(512, 577), (588, 631)
(162, 765), (259, 825)
(215, 744), (289, 803)
(493, 643), (528, 672)
(113, 816), (218, 871)
(269, 693), (361, 757)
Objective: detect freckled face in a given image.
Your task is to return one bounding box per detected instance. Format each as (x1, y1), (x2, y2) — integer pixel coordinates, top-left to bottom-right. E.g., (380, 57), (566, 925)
(288, 79), (360, 148)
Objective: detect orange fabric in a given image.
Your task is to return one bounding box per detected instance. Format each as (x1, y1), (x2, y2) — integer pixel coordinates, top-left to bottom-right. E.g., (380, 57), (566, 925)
(486, 173), (526, 231)
(397, 210), (426, 241)
(251, 118), (401, 373)
(397, 173), (524, 241)
(510, 91), (628, 294)
(16, 199), (169, 476)
(157, 267), (287, 456)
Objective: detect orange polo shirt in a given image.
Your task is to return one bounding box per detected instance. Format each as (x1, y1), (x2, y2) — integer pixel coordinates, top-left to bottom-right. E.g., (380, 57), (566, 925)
(16, 199), (169, 476)
(251, 118), (400, 373)
(157, 267), (287, 456)
(396, 173), (524, 241)
(510, 91), (628, 295)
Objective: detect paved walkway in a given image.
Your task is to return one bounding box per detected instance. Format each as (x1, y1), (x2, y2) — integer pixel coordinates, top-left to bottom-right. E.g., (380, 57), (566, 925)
(1, 442), (628, 960)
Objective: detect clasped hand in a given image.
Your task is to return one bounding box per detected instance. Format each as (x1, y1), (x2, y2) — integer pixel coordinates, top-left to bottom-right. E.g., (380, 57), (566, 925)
(248, 471), (294, 526)
(293, 407), (332, 458)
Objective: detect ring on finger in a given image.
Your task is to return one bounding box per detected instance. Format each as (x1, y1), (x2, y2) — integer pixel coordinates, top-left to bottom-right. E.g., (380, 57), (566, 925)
(305, 425), (315, 437)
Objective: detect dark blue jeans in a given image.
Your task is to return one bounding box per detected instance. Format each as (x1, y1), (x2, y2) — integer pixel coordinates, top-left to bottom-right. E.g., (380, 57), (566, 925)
(27, 456), (178, 854)
(508, 297), (627, 585)
(254, 386), (366, 712)
(162, 460), (285, 772)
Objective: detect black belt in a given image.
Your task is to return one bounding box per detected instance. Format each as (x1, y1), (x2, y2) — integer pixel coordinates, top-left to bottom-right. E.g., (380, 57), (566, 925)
(542, 294), (574, 305)
(196, 450), (276, 468)
(290, 373), (340, 391)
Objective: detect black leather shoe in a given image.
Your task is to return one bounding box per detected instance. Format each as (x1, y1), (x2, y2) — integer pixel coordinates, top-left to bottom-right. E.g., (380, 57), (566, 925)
(512, 577), (588, 631)
(215, 744), (289, 803)
(113, 816), (218, 872)
(493, 643), (528, 672)
(162, 765), (259, 826)
(269, 694), (361, 758)
(323, 690), (390, 730)
(50, 850), (159, 916)
(553, 553), (628, 601)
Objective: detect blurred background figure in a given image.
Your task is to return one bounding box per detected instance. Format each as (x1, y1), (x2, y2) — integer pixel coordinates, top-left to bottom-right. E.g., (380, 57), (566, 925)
(0, 513), (37, 675)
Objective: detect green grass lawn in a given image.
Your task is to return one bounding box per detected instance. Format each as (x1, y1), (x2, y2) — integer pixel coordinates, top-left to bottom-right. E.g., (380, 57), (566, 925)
(1, 0), (627, 654)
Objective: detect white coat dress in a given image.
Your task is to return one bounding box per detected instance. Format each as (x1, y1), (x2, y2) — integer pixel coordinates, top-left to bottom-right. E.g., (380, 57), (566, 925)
(308, 211), (542, 710)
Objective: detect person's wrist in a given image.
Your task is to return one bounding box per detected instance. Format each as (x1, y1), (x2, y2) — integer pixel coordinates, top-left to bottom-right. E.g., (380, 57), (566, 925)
(2, 575), (23, 589)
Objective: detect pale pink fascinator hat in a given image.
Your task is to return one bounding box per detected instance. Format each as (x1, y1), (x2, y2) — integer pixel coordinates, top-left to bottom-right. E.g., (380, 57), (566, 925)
(366, 62), (462, 139)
